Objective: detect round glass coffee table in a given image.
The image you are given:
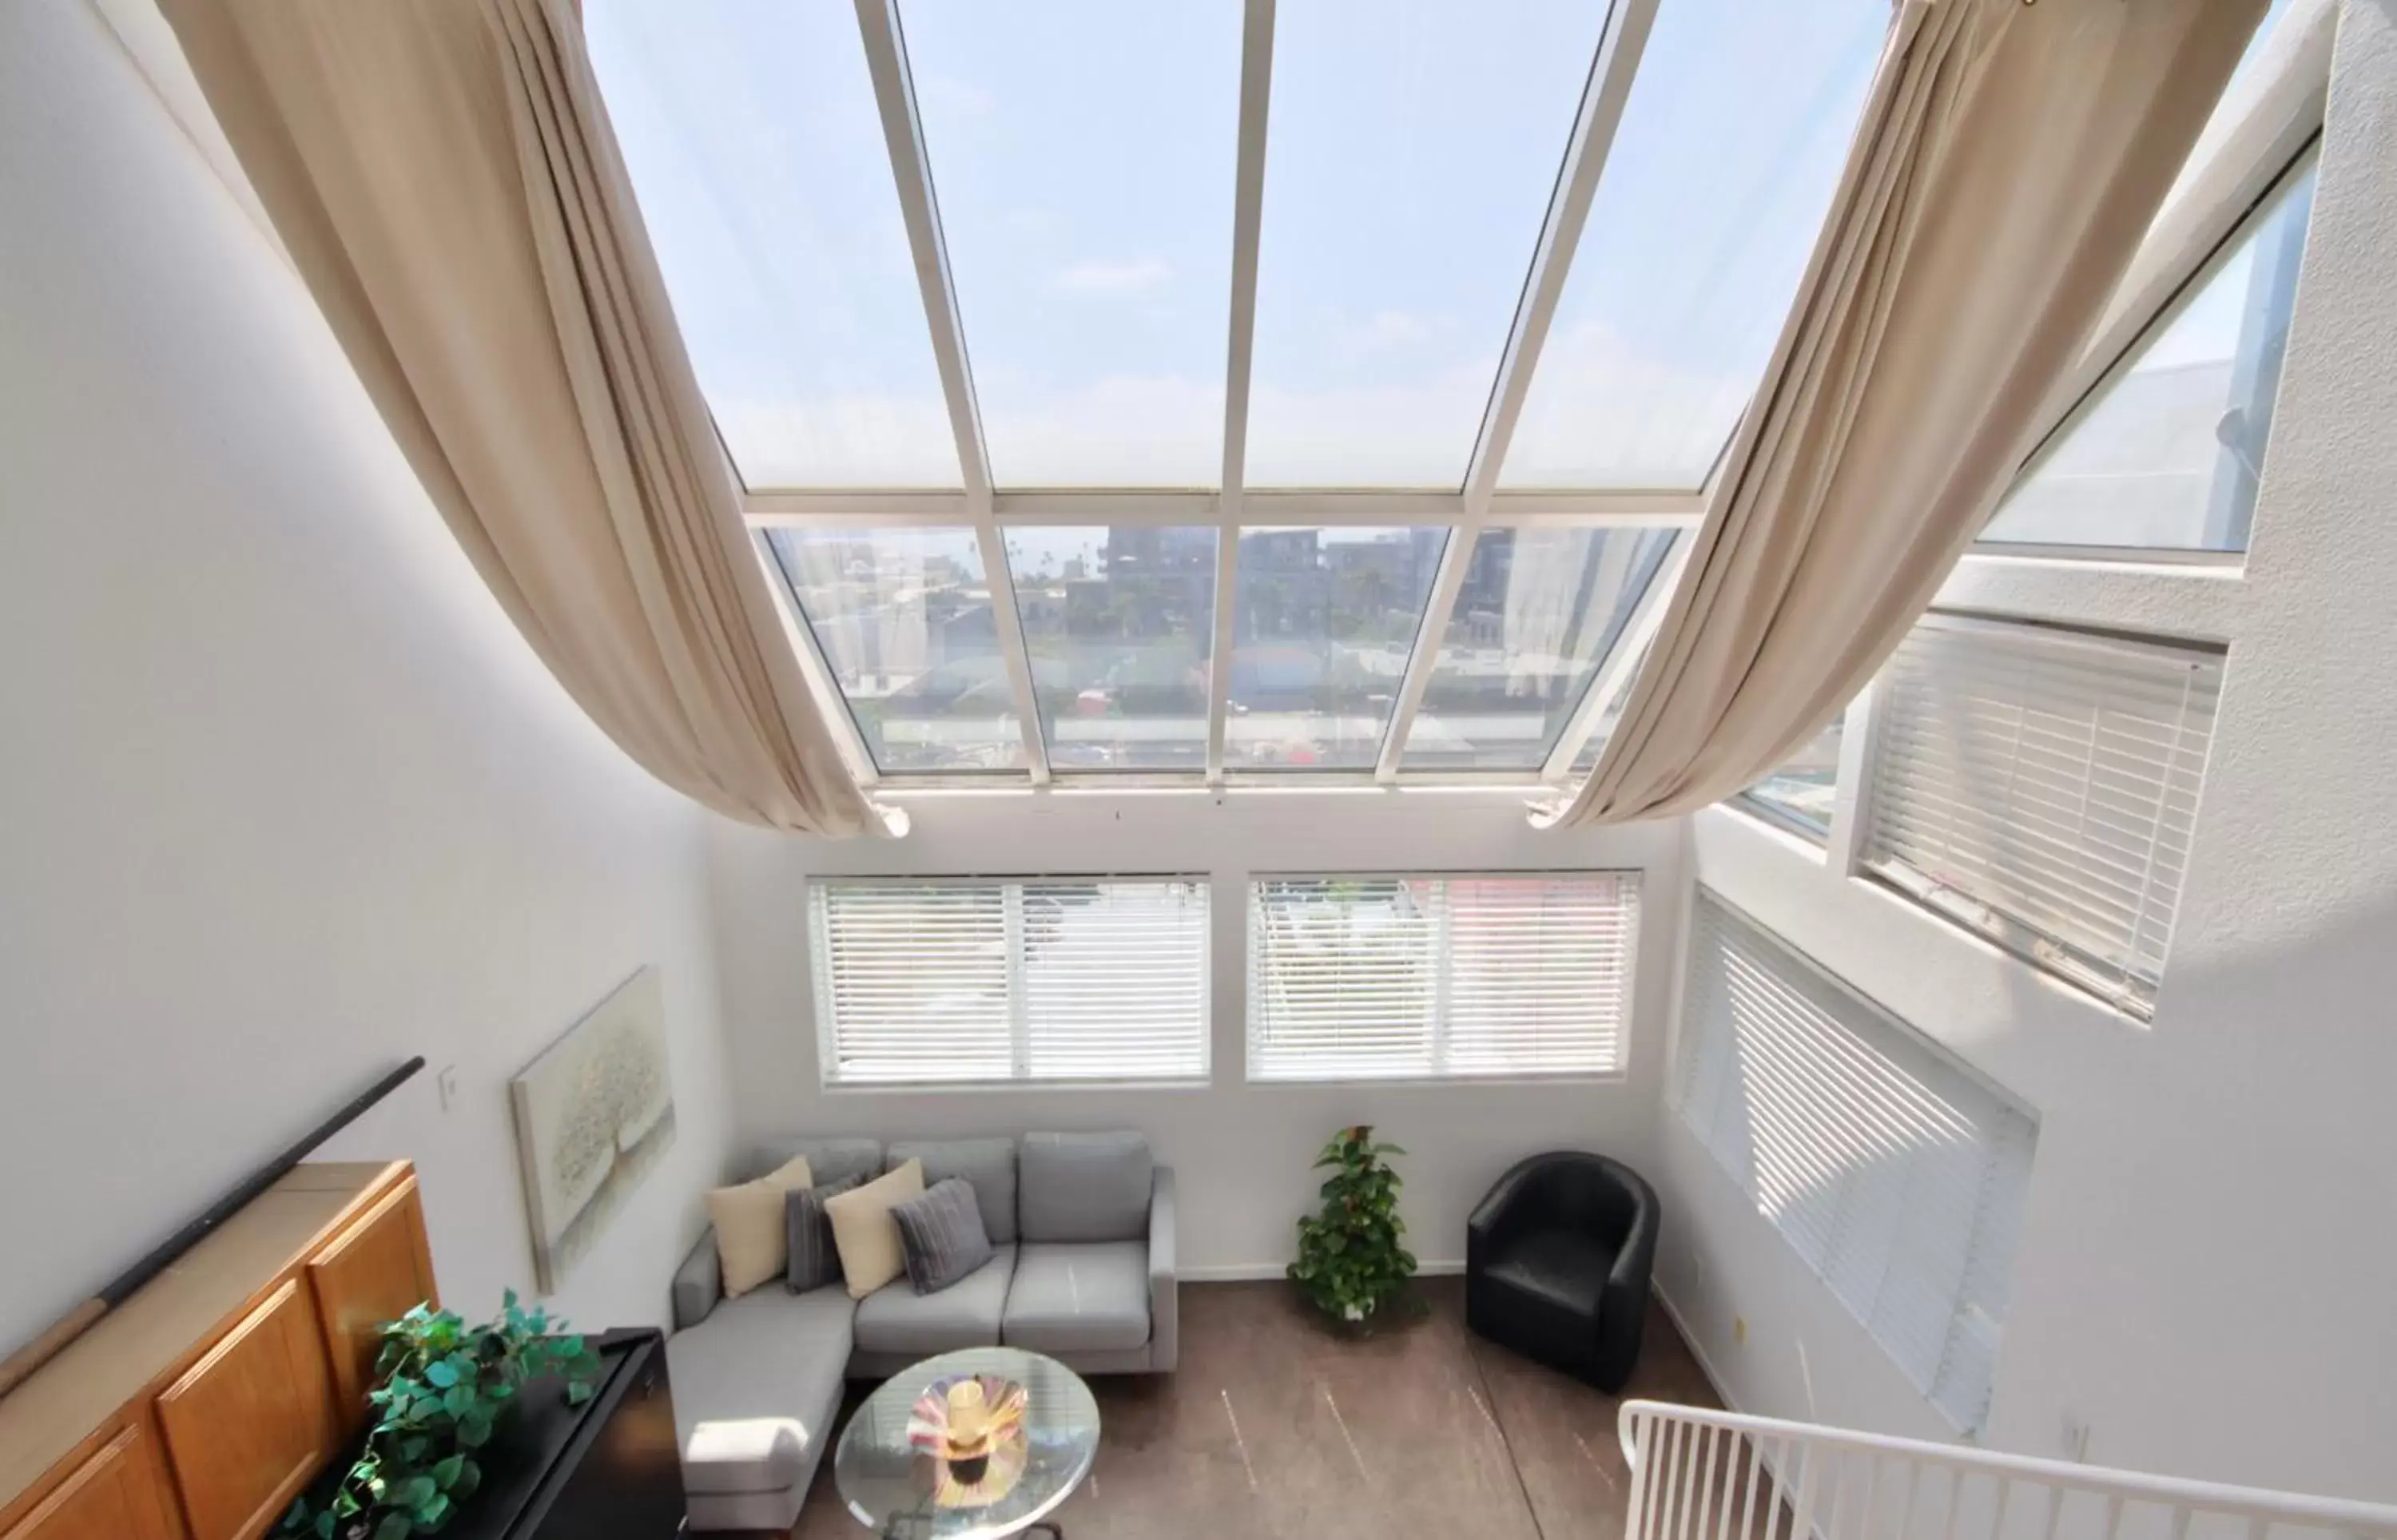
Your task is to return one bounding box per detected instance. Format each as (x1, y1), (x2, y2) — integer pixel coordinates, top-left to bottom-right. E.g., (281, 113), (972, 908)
(833, 1346), (1100, 1540)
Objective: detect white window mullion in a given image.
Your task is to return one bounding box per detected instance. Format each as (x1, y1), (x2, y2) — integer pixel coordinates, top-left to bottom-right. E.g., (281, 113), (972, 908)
(1004, 883), (1029, 1080)
(1428, 883), (1455, 1075)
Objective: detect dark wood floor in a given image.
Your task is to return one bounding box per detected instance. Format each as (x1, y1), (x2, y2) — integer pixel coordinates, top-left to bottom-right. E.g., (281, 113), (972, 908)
(769, 1277), (1723, 1540)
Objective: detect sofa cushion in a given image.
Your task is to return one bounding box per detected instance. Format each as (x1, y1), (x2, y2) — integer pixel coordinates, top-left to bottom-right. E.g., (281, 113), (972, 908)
(892, 1177), (995, 1294)
(826, 1159), (923, 1299)
(1018, 1132), (1152, 1244)
(666, 1284), (855, 1495)
(705, 1154), (814, 1298)
(853, 1244), (1016, 1356)
(888, 1137), (1018, 1244)
(785, 1173), (865, 1294)
(750, 1137), (883, 1189)
(1000, 1241), (1151, 1354)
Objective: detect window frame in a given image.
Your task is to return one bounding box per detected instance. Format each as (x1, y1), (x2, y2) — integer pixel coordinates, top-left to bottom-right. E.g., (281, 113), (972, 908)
(1854, 612), (2224, 1020)
(1244, 868), (1642, 1086)
(672, 0), (1733, 792)
(1967, 0), (2332, 565)
(808, 874), (1213, 1090)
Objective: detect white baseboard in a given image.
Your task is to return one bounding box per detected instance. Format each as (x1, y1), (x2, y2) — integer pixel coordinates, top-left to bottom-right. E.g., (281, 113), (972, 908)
(1180, 1258), (1466, 1284)
(1651, 1280), (1743, 1413)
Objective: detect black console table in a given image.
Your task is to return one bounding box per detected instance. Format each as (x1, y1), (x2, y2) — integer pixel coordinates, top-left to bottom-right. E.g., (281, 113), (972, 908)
(439, 1328), (684, 1540)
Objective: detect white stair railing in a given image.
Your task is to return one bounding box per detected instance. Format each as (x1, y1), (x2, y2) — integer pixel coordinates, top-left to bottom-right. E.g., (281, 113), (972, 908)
(1619, 1402), (2397, 1540)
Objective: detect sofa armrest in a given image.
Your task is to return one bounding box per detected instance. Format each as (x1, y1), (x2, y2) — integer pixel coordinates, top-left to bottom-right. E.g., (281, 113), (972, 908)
(671, 1228), (721, 1332)
(1146, 1166), (1179, 1372)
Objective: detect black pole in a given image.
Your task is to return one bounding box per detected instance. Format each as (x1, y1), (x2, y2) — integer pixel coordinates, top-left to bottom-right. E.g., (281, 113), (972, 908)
(0, 1055), (425, 1397)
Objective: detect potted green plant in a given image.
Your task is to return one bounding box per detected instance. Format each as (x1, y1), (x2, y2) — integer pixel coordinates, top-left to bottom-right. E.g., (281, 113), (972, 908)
(282, 1291), (600, 1540)
(1290, 1125), (1418, 1326)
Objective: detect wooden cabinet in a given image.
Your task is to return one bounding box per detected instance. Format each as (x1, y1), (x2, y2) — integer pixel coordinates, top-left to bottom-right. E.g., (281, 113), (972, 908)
(307, 1177), (438, 1427)
(0, 1426), (177, 1540)
(157, 1280), (338, 1540)
(0, 1164), (434, 1540)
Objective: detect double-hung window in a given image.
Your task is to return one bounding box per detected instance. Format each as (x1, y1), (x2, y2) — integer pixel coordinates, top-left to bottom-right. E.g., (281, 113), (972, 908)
(1860, 613), (2223, 1018)
(1677, 892), (2037, 1432)
(1246, 873), (1638, 1082)
(809, 878), (1210, 1086)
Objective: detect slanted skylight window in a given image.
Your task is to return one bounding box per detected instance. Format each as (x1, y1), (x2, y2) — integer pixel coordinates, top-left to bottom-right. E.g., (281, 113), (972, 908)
(580, 0), (2039, 786)
(1227, 527), (1445, 770)
(765, 528), (1025, 773)
(588, 0), (960, 489)
(1401, 526), (1673, 771)
(1502, 0), (1887, 489)
(1982, 151), (2318, 554)
(900, 2), (1241, 487)
(1242, 1), (1612, 489)
(1004, 526), (1217, 772)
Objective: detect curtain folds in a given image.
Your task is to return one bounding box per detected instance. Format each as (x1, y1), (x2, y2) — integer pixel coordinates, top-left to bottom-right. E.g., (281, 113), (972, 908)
(1543, 0), (2265, 828)
(157, 0), (895, 836)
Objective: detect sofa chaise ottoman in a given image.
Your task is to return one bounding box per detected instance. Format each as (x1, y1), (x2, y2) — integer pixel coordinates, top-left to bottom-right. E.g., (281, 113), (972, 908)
(665, 1131), (1177, 1533)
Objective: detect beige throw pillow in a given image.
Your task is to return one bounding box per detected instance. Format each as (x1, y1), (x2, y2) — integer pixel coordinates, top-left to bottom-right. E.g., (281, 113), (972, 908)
(705, 1154), (813, 1298)
(824, 1158), (924, 1299)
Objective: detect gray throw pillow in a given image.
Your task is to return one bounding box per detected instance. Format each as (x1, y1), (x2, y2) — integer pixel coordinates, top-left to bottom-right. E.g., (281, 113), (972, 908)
(785, 1173), (865, 1292)
(891, 1177), (994, 1295)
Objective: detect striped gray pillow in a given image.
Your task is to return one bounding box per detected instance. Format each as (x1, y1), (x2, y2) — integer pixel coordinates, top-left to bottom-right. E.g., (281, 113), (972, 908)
(892, 1177), (994, 1294)
(784, 1173), (864, 1292)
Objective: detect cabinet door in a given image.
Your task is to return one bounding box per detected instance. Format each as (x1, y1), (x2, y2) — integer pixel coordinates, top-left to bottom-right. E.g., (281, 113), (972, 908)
(2, 1424), (180, 1540)
(306, 1176), (438, 1425)
(156, 1280), (337, 1540)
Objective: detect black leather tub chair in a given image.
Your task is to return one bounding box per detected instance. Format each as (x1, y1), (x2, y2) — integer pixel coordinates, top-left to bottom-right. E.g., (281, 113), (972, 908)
(1465, 1151), (1659, 1391)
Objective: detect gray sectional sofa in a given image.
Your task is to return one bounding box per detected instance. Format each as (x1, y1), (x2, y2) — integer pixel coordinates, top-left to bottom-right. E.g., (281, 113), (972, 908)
(666, 1131), (1178, 1533)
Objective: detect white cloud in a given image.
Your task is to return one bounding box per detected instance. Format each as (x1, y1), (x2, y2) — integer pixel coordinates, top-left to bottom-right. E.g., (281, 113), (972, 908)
(1053, 256), (1173, 296)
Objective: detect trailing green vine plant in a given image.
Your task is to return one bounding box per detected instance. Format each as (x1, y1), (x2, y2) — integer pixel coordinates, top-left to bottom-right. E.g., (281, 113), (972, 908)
(1290, 1125), (1417, 1324)
(282, 1292), (601, 1540)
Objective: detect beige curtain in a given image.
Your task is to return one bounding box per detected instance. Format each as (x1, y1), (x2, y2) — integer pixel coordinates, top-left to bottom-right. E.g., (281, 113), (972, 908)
(1545, 0), (2265, 828)
(157, 0), (895, 836)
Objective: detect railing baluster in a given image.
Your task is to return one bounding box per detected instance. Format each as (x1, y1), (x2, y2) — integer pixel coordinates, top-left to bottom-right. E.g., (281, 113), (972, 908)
(1627, 1411), (1656, 1540)
(1687, 1418), (1707, 1540)
(1699, 1423), (1724, 1540)
(1894, 1458), (1918, 1540)
(1740, 1431), (1766, 1540)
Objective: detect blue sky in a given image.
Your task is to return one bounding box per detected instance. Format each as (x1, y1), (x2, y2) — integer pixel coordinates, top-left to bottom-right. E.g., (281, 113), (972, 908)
(585, 0), (1891, 493)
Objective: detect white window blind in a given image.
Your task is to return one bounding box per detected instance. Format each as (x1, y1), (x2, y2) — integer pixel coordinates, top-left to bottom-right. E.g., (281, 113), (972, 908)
(809, 878), (1209, 1086)
(1677, 893), (2037, 1432)
(1246, 873), (1637, 1082)
(1862, 614), (2222, 1018)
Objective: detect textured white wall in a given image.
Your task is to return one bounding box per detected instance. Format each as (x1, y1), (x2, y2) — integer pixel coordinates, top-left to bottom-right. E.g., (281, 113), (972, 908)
(705, 791), (1680, 1274)
(1653, 0), (2397, 1503)
(0, 0), (733, 1345)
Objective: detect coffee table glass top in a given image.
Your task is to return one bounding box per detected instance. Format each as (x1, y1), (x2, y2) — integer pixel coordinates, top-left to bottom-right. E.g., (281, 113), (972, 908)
(833, 1347), (1100, 1539)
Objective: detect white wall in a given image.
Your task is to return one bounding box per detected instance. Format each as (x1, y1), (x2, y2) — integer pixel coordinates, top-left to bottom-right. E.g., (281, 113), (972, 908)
(0, 0), (733, 1346)
(1652, 0), (2397, 1504)
(706, 791), (1681, 1274)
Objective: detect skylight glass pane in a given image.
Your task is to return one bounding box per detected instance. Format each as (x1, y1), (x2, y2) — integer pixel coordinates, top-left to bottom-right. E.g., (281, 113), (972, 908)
(588, 0), (960, 489)
(1243, 2), (1612, 489)
(1502, 0), (1887, 490)
(1228, 528), (1447, 769)
(901, 2), (1240, 487)
(1004, 527), (1216, 771)
(1572, 636), (1652, 776)
(1982, 153), (2316, 554)
(763, 529), (1024, 773)
(1402, 527), (1674, 770)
